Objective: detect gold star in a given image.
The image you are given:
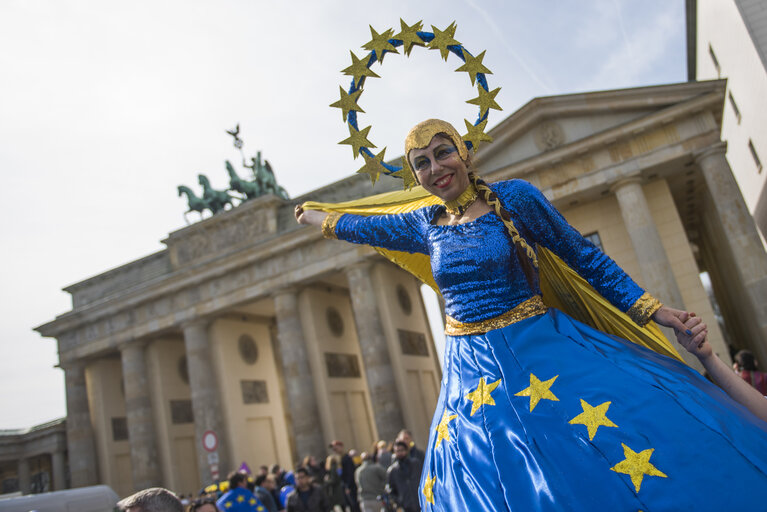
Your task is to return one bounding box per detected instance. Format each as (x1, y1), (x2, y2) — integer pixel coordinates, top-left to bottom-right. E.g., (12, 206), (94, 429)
(568, 399), (618, 441)
(224, 502), (233, 509)
(514, 373), (559, 412)
(356, 148), (387, 184)
(341, 51), (380, 87)
(435, 411), (458, 449)
(391, 163), (418, 191)
(466, 86), (502, 117)
(236, 495), (245, 503)
(422, 473), (436, 505)
(257, 507), (264, 511)
(249, 498), (256, 505)
(339, 124), (375, 158)
(455, 49), (492, 85)
(394, 19), (425, 56)
(362, 26), (398, 63)
(428, 22), (460, 60)
(466, 377), (502, 416)
(610, 443), (667, 492)
(462, 118), (493, 152)
(329, 86), (364, 122)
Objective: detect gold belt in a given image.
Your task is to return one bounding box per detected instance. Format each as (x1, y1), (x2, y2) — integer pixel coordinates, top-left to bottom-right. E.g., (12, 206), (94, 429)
(445, 295), (548, 336)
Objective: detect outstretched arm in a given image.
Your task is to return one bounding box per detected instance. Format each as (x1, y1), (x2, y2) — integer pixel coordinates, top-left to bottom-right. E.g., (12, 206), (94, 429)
(676, 314), (767, 423)
(294, 204), (328, 227)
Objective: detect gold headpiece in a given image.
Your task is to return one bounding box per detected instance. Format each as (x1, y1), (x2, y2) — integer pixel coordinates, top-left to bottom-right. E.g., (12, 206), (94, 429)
(402, 119), (469, 181)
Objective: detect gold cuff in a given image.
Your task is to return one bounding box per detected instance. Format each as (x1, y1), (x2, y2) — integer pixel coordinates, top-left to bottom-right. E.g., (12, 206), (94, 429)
(445, 296), (548, 336)
(321, 211), (343, 240)
(626, 292), (662, 326)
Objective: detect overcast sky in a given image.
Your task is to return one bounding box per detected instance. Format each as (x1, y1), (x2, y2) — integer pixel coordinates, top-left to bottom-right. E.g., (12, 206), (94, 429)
(0, 0), (686, 429)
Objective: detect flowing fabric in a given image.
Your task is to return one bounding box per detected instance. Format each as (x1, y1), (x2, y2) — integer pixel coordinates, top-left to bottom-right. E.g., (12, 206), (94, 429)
(305, 179), (767, 510)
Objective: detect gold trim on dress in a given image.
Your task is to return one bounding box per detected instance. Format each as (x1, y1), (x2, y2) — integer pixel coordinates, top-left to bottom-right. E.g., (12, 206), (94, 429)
(626, 292), (662, 327)
(321, 211), (343, 240)
(445, 295), (548, 336)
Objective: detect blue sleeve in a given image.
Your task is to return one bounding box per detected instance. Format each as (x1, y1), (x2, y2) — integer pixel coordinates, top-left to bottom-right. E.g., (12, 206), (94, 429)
(333, 207), (431, 255)
(494, 180), (645, 312)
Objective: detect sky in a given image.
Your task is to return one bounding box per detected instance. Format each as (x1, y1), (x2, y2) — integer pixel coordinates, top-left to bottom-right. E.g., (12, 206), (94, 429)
(0, 0), (687, 429)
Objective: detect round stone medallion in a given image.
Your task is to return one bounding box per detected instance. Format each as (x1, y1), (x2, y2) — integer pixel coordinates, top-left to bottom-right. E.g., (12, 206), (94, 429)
(238, 334), (259, 365)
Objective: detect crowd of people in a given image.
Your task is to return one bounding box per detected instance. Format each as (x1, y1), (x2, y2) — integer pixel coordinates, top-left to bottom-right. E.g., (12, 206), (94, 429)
(117, 429), (428, 512)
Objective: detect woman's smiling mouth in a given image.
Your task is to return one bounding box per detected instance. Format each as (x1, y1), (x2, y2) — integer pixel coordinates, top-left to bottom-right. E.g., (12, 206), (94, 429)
(434, 174), (453, 188)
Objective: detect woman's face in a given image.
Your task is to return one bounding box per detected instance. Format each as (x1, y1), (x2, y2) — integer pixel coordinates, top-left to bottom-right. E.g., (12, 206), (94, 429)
(409, 135), (470, 201)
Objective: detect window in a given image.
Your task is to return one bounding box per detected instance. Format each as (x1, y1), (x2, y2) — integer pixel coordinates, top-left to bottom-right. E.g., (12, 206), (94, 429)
(748, 139), (763, 173)
(708, 44), (721, 77)
(584, 232), (603, 251)
(728, 92), (742, 124)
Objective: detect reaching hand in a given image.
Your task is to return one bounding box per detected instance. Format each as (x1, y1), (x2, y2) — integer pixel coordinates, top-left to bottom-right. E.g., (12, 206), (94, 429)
(294, 204), (328, 226)
(652, 305), (692, 334)
(674, 313), (711, 361)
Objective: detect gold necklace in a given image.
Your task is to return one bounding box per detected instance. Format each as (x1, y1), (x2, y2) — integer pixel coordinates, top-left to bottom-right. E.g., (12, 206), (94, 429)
(444, 184), (479, 216)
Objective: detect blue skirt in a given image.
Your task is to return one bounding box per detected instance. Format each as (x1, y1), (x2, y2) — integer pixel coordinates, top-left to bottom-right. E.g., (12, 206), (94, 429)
(420, 309), (767, 511)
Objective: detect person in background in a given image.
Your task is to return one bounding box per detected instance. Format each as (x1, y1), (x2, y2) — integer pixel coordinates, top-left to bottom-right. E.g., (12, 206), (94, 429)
(394, 430), (424, 466)
(216, 471), (265, 512)
(329, 440), (359, 512)
(323, 455), (347, 511)
(374, 441), (392, 469)
(355, 452), (387, 512)
(386, 441), (422, 512)
(676, 313), (767, 422)
(286, 466), (330, 512)
(733, 349), (767, 395)
(117, 487), (184, 512)
(302, 455), (326, 484)
(188, 496), (221, 512)
(271, 464), (288, 489)
(254, 474), (279, 512)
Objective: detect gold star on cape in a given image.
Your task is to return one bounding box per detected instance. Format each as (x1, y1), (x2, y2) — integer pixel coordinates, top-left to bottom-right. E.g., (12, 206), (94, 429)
(236, 494), (245, 503)
(466, 377), (501, 416)
(568, 399), (618, 441)
(391, 162), (418, 190)
(435, 411), (458, 449)
(428, 22), (460, 60)
(467, 86), (502, 117)
(462, 118), (493, 152)
(362, 26), (398, 63)
(610, 443), (667, 492)
(341, 51), (380, 87)
(514, 373), (559, 412)
(455, 49), (492, 85)
(422, 474), (436, 505)
(356, 148), (387, 184)
(394, 19), (425, 56)
(329, 86), (364, 122)
(339, 124), (375, 158)
(224, 501), (233, 509)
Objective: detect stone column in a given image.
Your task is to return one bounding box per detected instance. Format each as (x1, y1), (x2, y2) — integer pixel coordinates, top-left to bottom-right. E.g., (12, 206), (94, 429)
(52, 450), (67, 491)
(273, 288), (326, 460)
(696, 143), (767, 361)
(346, 263), (405, 443)
(611, 178), (685, 309)
(17, 458), (30, 495)
(120, 341), (162, 490)
(182, 320), (230, 485)
(62, 361), (99, 487)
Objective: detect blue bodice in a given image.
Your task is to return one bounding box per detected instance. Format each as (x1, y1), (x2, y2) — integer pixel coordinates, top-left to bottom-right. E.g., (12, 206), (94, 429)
(334, 179), (645, 324)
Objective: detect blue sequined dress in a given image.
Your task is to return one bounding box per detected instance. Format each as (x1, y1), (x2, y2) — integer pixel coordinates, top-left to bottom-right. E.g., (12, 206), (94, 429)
(330, 179), (767, 511)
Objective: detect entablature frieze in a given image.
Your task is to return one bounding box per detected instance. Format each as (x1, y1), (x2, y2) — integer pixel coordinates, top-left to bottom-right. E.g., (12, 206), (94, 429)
(45, 230), (379, 362)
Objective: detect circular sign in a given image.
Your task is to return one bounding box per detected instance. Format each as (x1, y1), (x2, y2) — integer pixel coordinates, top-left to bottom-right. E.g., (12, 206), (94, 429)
(202, 430), (218, 452)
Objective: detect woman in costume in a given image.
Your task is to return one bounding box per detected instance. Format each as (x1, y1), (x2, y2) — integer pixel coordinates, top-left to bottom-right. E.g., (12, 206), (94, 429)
(295, 119), (767, 511)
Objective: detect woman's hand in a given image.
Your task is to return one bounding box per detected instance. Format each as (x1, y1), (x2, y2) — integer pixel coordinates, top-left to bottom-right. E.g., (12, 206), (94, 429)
(294, 204), (328, 226)
(652, 306), (694, 336)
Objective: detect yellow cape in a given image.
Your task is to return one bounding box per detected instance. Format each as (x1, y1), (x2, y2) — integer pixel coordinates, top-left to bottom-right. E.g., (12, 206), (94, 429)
(304, 186), (683, 363)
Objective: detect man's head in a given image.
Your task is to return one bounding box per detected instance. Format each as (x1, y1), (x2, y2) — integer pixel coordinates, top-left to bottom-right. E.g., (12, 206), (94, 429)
(329, 439), (344, 455)
(295, 467), (311, 491)
(117, 487), (183, 512)
(270, 463), (281, 474)
(263, 474), (277, 491)
(228, 470), (248, 490)
(393, 441), (409, 461)
(396, 429), (414, 448)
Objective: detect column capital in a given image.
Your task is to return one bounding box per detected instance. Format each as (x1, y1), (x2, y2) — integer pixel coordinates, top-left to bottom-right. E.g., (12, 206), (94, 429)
(693, 141), (728, 164)
(608, 176), (642, 195)
(117, 338), (149, 353)
(179, 317), (211, 332)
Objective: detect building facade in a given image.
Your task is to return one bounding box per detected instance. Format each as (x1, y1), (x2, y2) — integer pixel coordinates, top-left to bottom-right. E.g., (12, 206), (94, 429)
(36, 80), (767, 497)
(0, 419), (68, 495)
(688, 0), (767, 238)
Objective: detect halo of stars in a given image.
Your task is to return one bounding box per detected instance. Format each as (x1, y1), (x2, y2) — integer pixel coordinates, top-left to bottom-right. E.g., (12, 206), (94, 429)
(330, 20), (501, 190)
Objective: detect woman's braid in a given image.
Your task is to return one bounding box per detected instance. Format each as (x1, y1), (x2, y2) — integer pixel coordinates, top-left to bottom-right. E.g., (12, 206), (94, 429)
(469, 172), (539, 290)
